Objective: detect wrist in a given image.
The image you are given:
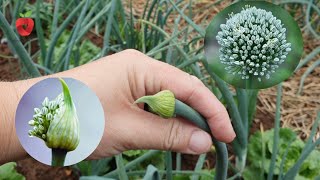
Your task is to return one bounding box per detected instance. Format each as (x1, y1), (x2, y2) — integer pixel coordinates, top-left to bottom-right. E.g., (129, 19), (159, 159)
(0, 81), (28, 164)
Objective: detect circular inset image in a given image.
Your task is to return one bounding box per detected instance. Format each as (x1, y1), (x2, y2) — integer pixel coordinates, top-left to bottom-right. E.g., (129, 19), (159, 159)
(15, 77), (105, 166)
(204, 1), (303, 89)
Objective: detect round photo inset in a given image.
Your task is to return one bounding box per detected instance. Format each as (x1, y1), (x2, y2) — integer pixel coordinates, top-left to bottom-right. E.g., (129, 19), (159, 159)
(15, 77), (105, 166)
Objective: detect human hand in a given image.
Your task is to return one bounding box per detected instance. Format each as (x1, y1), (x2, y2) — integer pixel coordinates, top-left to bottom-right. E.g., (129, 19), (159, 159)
(10, 49), (235, 162)
(73, 49), (235, 158)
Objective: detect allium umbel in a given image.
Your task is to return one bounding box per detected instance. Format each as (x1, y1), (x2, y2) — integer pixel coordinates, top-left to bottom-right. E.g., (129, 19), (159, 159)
(204, 1), (303, 89)
(216, 6), (291, 82)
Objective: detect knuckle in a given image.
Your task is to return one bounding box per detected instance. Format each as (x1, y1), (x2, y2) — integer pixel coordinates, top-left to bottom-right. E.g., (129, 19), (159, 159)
(185, 74), (203, 102)
(162, 120), (183, 151)
(211, 110), (231, 138)
(190, 75), (204, 88)
(123, 49), (144, 57)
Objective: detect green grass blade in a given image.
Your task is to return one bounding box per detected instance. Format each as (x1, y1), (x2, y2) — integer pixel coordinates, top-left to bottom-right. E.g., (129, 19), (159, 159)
(0, 11), (41, 77)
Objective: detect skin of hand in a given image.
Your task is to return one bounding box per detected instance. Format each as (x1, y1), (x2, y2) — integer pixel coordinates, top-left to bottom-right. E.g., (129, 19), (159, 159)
(0, 49), (235, 164)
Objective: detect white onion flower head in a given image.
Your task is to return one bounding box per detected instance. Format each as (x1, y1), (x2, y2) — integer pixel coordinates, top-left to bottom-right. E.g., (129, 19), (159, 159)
(204, 1), (303, 89)
(216, 6), (291, 82)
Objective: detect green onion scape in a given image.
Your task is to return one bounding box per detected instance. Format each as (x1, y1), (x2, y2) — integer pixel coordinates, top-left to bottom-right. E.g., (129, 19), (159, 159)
(135, 90), (228, 180)
(28, 78), (80, 166)
(205, 1), (303, 89)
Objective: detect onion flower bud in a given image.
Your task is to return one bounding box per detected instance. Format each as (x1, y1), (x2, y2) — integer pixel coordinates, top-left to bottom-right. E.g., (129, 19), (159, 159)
(28, 78), (80, 166)
(46, 79), (80, 151)
(134, 90), (175, 118)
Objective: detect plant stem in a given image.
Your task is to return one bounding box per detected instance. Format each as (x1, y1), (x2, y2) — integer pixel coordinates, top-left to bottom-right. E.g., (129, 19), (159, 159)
(176, 153), (182, 170)
(235, 88), (248, 173)
(51, 148), (67, 166)
(126, 170), (214, 178)
(191, 153), (206, 180)
(165, 151), (173, 180)
(267, 83), (282, 180)
(115, 154), (128, 180)
(175, 99), (228, 180)
(104, 150), (160, 177)
(204, 61), (246, 149)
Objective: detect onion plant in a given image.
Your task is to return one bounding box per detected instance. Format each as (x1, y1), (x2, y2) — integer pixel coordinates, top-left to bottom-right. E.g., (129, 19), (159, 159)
(202, 1), (318, 179)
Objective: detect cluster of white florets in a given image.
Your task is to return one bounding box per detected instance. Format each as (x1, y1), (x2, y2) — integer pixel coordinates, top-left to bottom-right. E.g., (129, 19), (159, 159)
(28, 94), (65, 140)
(216, 6), (291, 81)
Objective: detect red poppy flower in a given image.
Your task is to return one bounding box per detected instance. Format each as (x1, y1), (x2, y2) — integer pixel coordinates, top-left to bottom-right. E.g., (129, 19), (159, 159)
(16, 18), (34, 36)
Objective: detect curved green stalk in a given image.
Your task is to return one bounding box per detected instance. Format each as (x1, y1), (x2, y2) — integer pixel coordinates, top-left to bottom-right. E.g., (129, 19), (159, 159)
(51, 148), (67, 166)
(175, 100), (228, 180)
(135, 91), (228, 179)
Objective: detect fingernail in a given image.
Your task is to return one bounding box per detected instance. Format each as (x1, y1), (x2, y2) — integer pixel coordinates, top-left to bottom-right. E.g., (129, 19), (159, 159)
(188, 130), (211, 154)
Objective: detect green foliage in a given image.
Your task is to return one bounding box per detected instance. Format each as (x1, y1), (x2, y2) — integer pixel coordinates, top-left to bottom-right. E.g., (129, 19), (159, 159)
(123, 150), (147, 158)
(41, 30), (101, 69)
(74, 158), (112, 176)
(124, 150), (165, 171)
(0, 162), (25, 180)
(143, 165), (161, 180)
(246, 128), (320, 180)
